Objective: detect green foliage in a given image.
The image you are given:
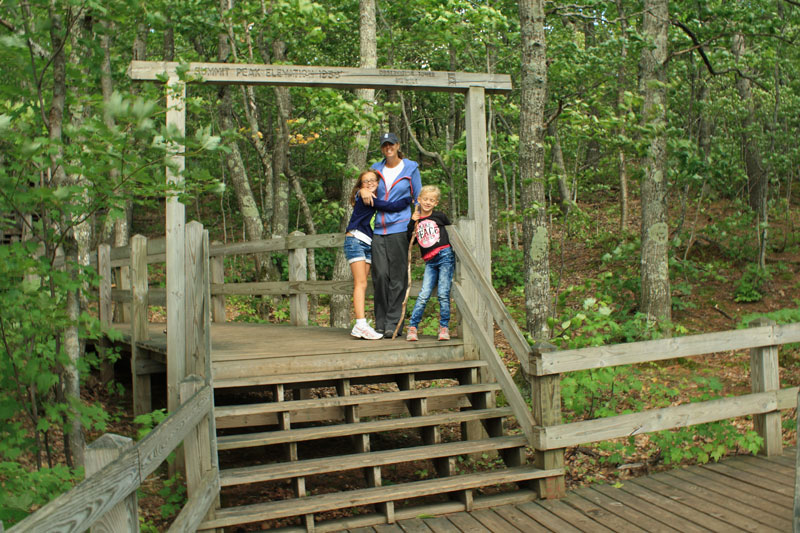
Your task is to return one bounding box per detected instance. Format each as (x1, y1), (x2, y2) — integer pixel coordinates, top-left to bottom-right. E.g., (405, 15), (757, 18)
(734, 264), (772, 303)
(157, 473), (187, 519)
(133, 409), (169, 441)
(0, 462), (81, 525)
(492, 245), (524, 291)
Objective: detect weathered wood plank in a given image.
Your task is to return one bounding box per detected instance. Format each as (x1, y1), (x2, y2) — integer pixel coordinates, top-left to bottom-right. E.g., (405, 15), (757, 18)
(515, 501), (582, 532)
(749, 318), (782, 456)
(217, 408), (513, 450)
(138, 383), (212, 479)
(632, 476), (758, 531)
(562, 492), (647, 532)
(452, 282), (538, 447)
(215, 383), (499, 418)
(575, 486), (682, 532)
(448, 227), (532, 376)
(130, 235), (151, 416)
(536, 498), (616, 533)
(700, 461), (794, 497)
(128, 61), (513, 93)
(657, 468), (792, 530)
(85, 434), (139, 533)
(288, 231), (308, 326)
(419, 516), (461, 533)
(167, 469), (220, 533)
(8, 444), (140, 533)
(445, 512), (490, 532)
(686, 465), (793, 509)
(491, 505), (550, 532)
(395, 517), (434, 533)
(469, 508), (523, 532)
(537, 391), (779, 450)
(616, 477), (743, 531)
(202, 466), (559, 529)
(535, 326), (777, 375)
(220, 436), (526, 486)
(590, 483), (707, 533)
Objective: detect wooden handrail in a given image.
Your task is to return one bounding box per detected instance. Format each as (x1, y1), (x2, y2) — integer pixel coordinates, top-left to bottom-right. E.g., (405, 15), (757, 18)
(8, 380), (216, 533)
(533, 322), (800, 375)
(448, 226), (533, 376)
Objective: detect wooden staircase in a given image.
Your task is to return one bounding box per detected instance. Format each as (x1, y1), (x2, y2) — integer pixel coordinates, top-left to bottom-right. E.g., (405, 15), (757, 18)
(200, 356), (556, 532)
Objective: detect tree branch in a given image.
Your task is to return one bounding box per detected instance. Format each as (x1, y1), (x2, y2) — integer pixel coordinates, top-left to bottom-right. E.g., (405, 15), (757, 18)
(398, 93), (455, 185)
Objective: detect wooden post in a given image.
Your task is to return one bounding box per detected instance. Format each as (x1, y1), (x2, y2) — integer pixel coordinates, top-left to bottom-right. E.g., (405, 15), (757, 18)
(794, 388), (800, 532)
(85, 433), (139, 532)
(210, 243), (226, 323)
(117, 264), (131, 323)
(749, 317), (782, 456)
(166, 76), (187, 419)
(288, 231), (308, 326)
(530, 341), (566, 499)
(185, 222), (209, 377)
(98, 243), (114, 383)
(131, 235), (151, 416)
(180, 376), (218, 524)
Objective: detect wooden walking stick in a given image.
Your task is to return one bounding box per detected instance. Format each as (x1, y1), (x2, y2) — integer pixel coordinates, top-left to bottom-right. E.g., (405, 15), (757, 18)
(391, 216), (419, 339)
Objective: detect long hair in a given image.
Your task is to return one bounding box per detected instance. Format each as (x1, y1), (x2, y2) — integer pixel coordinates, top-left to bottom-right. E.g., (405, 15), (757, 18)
(350, 170), (377, 207)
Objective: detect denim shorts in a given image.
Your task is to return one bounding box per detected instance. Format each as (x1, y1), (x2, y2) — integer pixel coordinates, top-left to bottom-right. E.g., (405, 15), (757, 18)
(344, 235), (372, 264)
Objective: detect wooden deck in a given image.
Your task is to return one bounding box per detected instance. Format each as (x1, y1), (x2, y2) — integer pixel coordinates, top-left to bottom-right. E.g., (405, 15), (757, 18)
(112, 322), (466, 386)
(338, 448), (796, 533)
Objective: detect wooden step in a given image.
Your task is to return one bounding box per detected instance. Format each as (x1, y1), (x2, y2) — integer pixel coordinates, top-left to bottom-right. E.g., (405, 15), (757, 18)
(219, 435), (528, 487)
(303, 490), (540, 533)
(217, 407), (513, 450)
(212, 359), (487, 389)
(215, 383), (501, 428)
(200, 465), (561, 529)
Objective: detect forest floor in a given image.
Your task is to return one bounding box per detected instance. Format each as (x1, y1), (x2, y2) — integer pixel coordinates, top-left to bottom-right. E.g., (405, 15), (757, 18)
(81, 194), (800, 530)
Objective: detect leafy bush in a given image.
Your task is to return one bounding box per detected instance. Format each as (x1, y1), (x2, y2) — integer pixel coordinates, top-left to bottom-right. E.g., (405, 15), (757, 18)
(734, 264), (771, 303)
(492, 245), (525, 290)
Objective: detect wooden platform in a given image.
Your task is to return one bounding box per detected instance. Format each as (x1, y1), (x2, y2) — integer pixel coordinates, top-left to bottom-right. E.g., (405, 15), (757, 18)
(336, 448), (796, 533)
(111, 322), (466, 385)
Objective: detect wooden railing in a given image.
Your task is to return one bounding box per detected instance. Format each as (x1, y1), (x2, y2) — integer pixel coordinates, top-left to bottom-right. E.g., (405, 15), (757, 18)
(450, 226), (800, 499)
(95, 230), (424, 328)
(6, 375), (220, 533)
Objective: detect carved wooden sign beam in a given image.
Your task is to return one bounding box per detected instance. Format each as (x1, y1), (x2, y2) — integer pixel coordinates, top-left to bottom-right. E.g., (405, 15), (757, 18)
(128, 60), (512, 94)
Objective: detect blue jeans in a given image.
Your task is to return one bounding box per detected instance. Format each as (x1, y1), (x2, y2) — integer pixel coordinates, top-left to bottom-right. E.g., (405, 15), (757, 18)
(409, 247), (454, 329)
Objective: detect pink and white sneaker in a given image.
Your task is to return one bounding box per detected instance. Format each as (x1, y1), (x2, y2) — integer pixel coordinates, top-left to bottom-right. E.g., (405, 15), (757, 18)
(438, 326), (450, 341)
(350, 322), (383, 340)
(406, 326), (419, 342)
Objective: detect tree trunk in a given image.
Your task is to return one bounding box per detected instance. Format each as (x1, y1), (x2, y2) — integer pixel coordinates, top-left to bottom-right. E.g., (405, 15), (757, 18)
(732, 29), (768, 268)
(638, 0), (672, 324)
(519, 0), (551, 340)
(272, 39), (291, 239)
(615, 0), (629, 232)
(548, 121), (572, 216)
(331, 0), (377, 328)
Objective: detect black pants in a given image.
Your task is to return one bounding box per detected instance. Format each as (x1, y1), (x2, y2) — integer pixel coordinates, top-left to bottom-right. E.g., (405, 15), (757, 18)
(371, 232), (409, 333)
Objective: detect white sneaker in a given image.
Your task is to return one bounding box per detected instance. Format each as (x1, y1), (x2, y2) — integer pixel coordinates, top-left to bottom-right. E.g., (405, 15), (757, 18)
(350, 322), (383, 340)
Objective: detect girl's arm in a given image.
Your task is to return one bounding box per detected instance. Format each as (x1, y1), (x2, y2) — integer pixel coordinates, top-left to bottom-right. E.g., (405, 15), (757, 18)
(372, 195), (411, 213)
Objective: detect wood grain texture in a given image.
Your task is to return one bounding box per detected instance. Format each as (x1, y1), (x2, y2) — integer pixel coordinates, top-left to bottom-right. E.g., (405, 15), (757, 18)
(128, 61), (513, 93)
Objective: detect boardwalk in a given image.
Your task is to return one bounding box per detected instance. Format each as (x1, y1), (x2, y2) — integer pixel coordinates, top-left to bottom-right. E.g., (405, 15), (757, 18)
(343, 448), (797, 533)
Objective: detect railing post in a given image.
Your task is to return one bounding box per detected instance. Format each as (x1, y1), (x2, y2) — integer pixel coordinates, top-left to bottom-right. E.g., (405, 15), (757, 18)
(116, 264), (131, 323)
(288, 231), (308, 326)
(749, 317), (782, 456)
(180, 376), (219, 525)
(794, 388), (800, 531)
(131, 235), (151, 416)
(530, 341), (566, 499)
(85, 433), (139, 532)
(210, 242), (226, 323)
(98, 243), (114, 384)
(185, 222), (209, 377)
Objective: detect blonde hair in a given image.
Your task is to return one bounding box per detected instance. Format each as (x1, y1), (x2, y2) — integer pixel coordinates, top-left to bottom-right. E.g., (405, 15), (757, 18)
(419, 184), (441, 200)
